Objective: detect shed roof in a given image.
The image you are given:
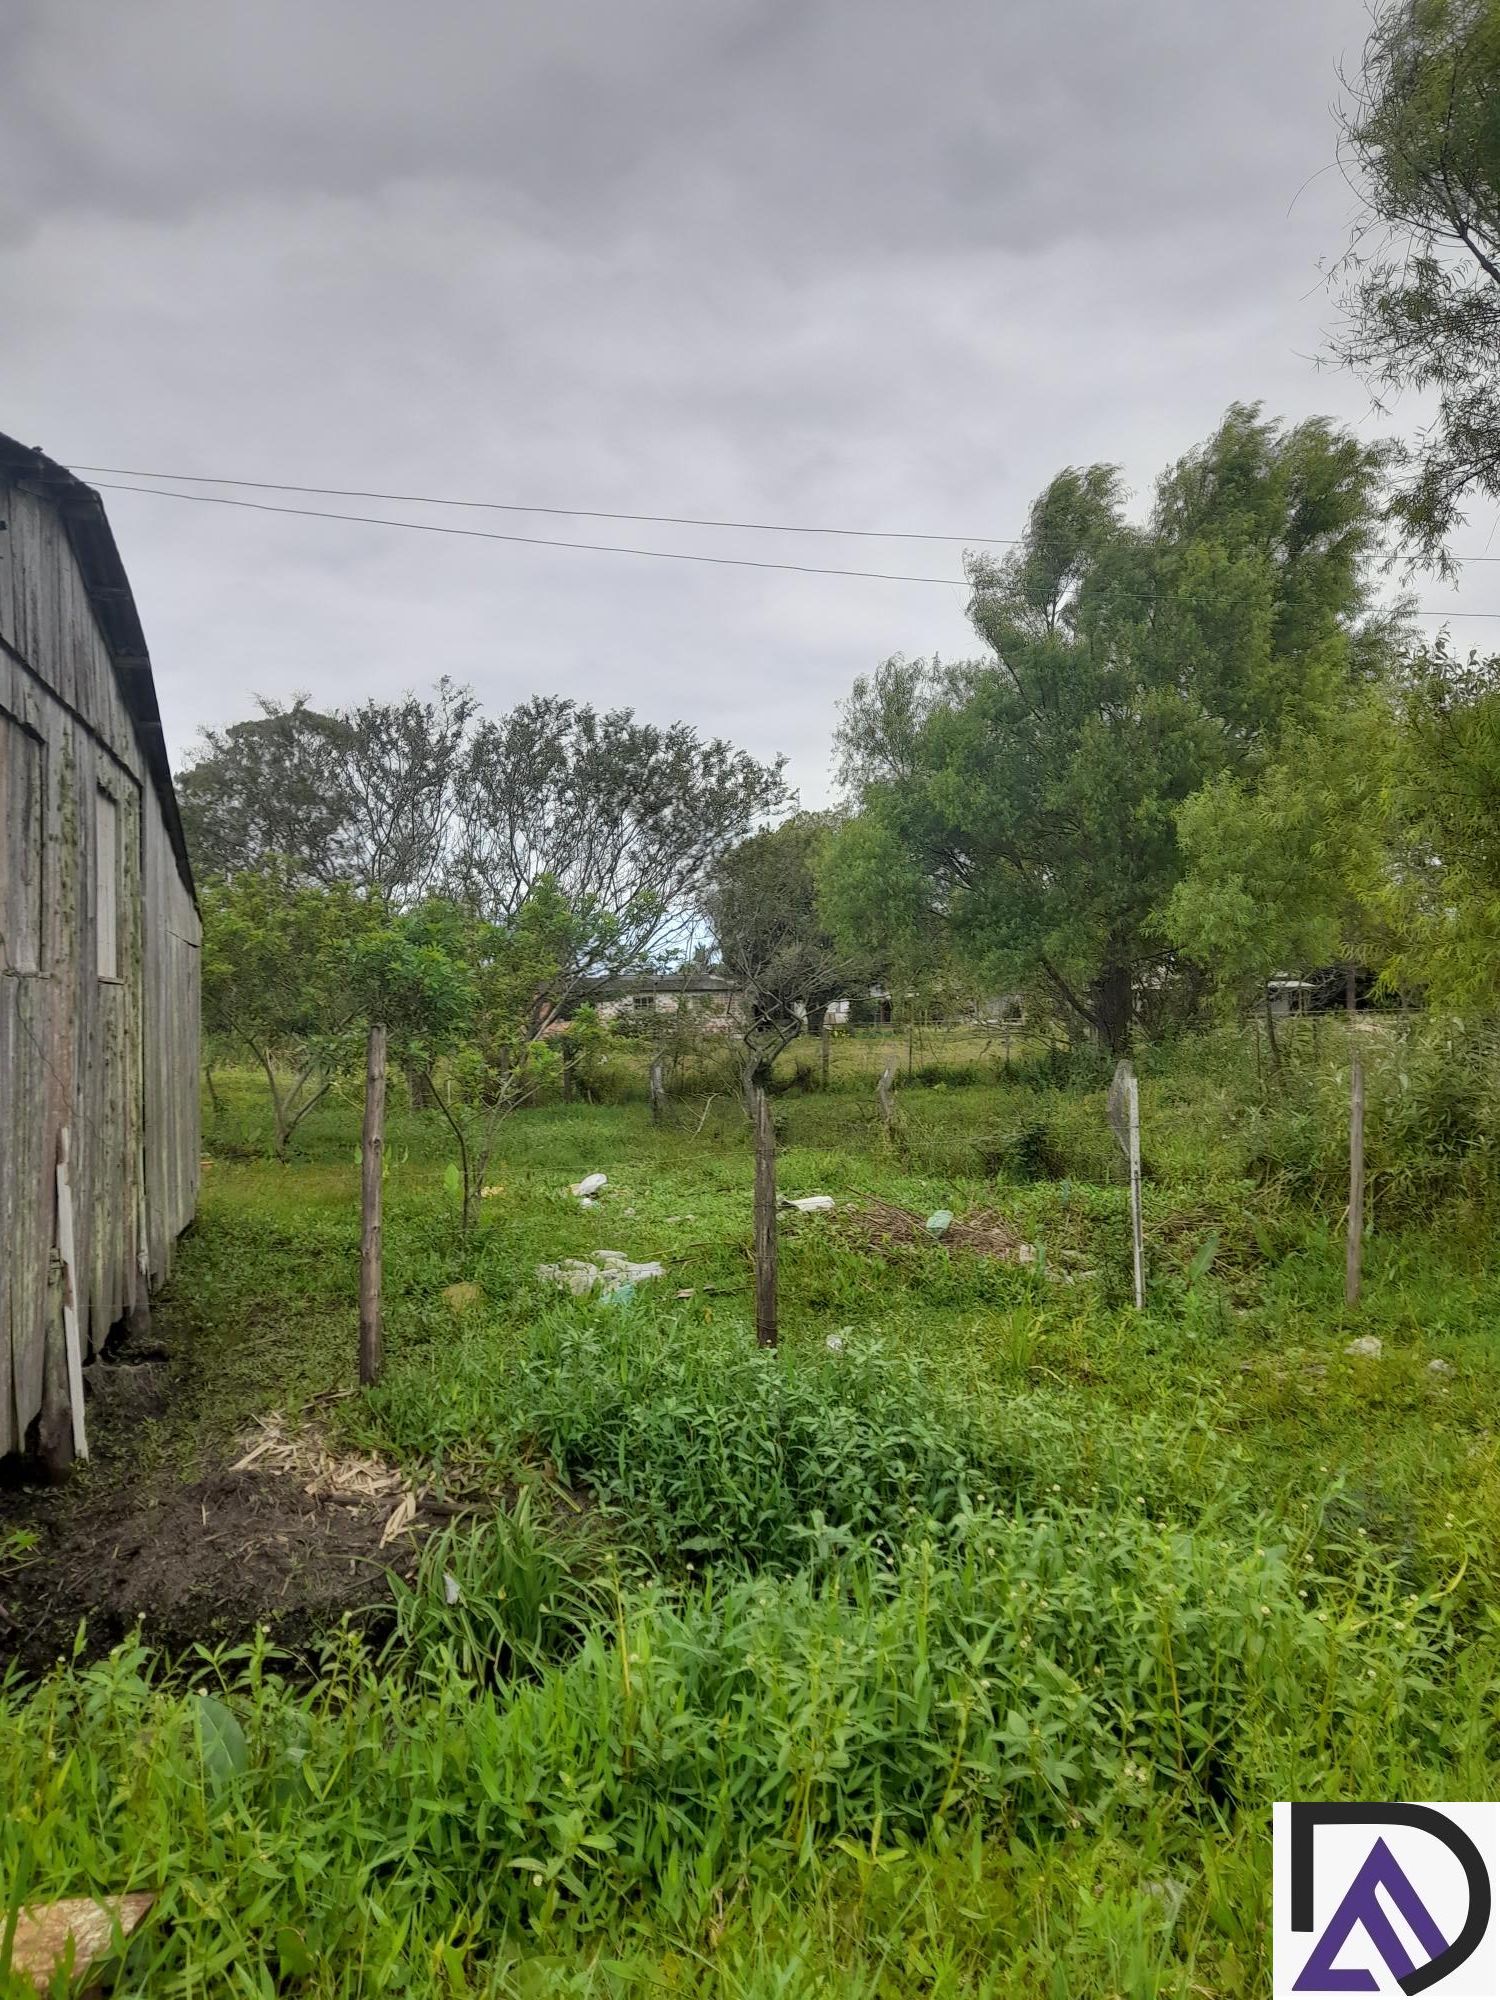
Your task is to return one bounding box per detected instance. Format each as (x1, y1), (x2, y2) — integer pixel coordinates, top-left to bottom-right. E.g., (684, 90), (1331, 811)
(0, 432), (195, 901)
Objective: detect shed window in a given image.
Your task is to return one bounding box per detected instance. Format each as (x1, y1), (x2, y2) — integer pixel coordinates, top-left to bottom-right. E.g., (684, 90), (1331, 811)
(632, 992), (658, 1012)
(0, 710), (43, 975)
(96, 787), (120, 980)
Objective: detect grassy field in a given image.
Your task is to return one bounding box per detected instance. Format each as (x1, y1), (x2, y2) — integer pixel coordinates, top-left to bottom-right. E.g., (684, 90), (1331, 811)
(3, 1024), (1499, 1996)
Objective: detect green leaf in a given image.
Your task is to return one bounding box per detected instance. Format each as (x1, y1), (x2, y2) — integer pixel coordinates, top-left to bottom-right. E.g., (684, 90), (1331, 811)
(194, 1693), (248, 1791)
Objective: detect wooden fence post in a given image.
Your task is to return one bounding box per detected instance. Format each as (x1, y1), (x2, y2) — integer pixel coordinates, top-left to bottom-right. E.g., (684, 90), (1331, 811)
(648, 1057), (666, 1126)
(360, 1024), (387, 1387)
(1346, 1056), (1365, 1308)
(820, 1016), (831, 1089)
(752, 1079), (778, 1347)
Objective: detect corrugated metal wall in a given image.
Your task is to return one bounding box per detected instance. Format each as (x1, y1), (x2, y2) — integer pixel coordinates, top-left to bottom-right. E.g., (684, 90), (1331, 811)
(0, 474), (200, 1458)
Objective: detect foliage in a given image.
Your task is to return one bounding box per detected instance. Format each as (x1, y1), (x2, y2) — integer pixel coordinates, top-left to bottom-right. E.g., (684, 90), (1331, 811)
(707, 812), (873, 1080)
(831, 407), (1389, 1049)
(1333, 0), (1500, 556)
(179, 681), (475, 901)
(199, 862), (385, 1159)
(18, 1026), (1500, 1991)
(1383, 642), (1500, 1005)
(1164, 697), (1398, 1007)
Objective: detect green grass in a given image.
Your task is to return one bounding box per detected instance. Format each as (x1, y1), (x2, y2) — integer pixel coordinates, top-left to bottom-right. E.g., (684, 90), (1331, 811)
(5, 1025), (1500, 1995)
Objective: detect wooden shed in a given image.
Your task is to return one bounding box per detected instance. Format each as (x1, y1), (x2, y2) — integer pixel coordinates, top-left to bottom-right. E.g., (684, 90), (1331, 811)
(0, 433), (200, 1465)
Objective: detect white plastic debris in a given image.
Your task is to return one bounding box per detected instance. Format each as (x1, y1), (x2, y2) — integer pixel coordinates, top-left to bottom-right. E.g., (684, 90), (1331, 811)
(825, 1333), (845, 1354)
(1345, 1335), (1383, 1358)
(925, 1210), (953, 1236)
(579, 1197), (599, 1209)
(536, 1256), (664, 1297)
(443, 1572), (462, 1605)
(780, 1195), (835, 1213)
(571, 1173), (607, 1197)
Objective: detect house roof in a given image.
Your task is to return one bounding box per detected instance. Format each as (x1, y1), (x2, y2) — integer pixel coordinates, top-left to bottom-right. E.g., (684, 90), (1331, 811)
(595, 970), (741, 997)
(0, 432), (196, 902)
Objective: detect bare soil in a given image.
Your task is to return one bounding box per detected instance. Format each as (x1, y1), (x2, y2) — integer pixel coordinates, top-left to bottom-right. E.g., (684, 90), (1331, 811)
(0, 1356), (433, 1677)
(833, 1198), (1029, 1260)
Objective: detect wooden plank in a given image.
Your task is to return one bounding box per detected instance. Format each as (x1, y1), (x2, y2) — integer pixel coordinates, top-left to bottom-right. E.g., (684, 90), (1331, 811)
(55, 1126), (87, 1459)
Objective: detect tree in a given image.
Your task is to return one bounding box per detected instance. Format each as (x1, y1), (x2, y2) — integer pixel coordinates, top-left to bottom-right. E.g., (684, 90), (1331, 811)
(1332, 0), (1500, 557)
(1162, 698), (1398, 1025)
(707, 814), (873, 1043)
(1382, 640), (1500, 1003)
(179, 681), (475, 902)
(392, 886), (578, 1230)
(199, 863), (384, 1158)
(705, 813), (870, 1348)
(831, 407), (1389, 1050)
(181, 685), (786, 1008)
(448, 698), (787, 1011)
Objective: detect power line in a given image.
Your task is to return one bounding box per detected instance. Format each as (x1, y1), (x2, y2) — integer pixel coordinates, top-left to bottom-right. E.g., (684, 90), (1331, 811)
(72, 462), (1010, 546)
(63, 459), (1500, 573)
(87, 481), (970, 586)
(82, 474), (1500, 616)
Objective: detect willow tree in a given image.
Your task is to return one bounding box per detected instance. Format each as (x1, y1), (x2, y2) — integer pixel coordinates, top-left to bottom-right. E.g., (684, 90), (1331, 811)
(828, 406), (1390, 1050)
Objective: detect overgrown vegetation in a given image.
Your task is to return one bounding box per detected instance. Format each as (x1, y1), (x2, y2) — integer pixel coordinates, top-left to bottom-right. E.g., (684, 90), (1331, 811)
(6, 1027), (1500, 1995)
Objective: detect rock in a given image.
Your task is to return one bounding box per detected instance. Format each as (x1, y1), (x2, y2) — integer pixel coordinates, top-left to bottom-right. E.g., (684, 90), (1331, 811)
(1014, 1243), (1038, 1266)
(1428, 1356), (1456, 1377)
(442, 1282), (483, 1315)
(780, 1195), (835, 1213)
(593, 1250), (629, 1267)
(925, 1210), (954, 1236)
(571, 1173), (607, 1197)
(8, 1894), (155, 1992)
(579, 1197), (599, 1209)
(825, 1333), (845, 1353)
(1344, 1335), (1383, 1358)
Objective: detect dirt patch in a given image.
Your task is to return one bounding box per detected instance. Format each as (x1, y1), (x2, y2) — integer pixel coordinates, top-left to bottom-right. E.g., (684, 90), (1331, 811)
(0, 1408), (437, 1677)
(833, 1198), (1032, 1261)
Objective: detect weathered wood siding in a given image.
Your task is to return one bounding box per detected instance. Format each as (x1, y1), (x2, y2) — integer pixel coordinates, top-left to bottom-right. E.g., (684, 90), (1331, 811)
(0, 473), (199, 1457)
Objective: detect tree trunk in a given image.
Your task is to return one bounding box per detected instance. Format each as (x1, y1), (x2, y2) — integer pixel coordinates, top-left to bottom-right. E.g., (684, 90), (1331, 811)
(1264, 989), (1283, 1078)
(820, 1017), (831, 1089)
(1091, 963), (1133, 1055)
(360, 1025), (387, 1386)
(752, 1078), (778, 1348)
(406, 1065), (436, 1112)
(1346, 963), (1358, 1021)
(561, 1038), (575, 1104)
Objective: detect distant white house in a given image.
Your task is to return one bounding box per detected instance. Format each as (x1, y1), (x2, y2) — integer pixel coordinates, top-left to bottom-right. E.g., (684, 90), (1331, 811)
(590, 971), (744, 1031)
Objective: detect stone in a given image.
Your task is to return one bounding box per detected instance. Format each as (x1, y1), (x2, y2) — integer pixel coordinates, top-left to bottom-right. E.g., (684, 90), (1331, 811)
(570, 1173), (607, 1197)
(1344, 1335), (1383, 1359)
(1427, 1356), (1456, 1377)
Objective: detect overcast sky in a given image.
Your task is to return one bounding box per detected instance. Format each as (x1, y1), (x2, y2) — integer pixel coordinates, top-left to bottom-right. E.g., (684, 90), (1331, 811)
(4, 0), (1497, 805)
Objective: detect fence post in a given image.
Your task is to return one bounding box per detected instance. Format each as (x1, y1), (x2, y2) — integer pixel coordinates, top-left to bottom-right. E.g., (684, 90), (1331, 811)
(876, 1060), (897, 1143)
(820, 1016), (831, 1089)
(1107, 1060), (1146, 1310)
(360, 1023), (387, 1386)
(752, 1079), (778, 1347)
(648, 1056), (666, 1126)
(1346, 1056), (1365, 1308)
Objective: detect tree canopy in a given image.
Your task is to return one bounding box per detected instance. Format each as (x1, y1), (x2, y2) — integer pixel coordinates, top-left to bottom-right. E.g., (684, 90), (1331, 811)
(1333, 0), (1500, 555)
(829, 406), (1392, 1048)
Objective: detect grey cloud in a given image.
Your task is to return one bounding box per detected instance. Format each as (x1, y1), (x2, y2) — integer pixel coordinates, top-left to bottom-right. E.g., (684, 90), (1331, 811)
(6, 0), (1491, 817)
